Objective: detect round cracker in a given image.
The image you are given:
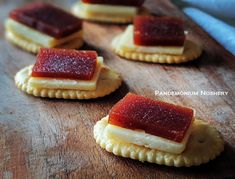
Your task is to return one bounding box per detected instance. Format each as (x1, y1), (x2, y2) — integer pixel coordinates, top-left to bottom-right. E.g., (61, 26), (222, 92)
(112, 35), (202, 64)
(72, 3), (149, 24)
(5, 30), (84, 54)
(15, 65), (122, 100)
(94, 116), (224, 167)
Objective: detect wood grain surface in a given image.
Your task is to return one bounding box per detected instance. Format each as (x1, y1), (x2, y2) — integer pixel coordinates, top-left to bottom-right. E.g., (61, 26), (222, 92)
(0, 0), (235, 178)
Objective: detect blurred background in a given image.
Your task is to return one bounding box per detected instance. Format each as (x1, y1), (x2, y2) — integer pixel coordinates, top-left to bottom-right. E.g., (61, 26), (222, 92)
(0, 0), (234, 55)
(172, 0), (235, 56)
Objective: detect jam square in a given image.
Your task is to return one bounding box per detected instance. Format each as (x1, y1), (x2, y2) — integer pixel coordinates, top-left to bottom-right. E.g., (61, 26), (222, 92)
(32, 48), (97, 80)
(109, 93), (194, 142)
(134, 16), (185, 46)
(10, 2), (82, 38)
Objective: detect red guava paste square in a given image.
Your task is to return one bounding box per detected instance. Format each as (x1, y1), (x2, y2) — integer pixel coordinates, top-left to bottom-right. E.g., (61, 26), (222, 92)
(134, 16), (185, 46)
(9, 2), (82, 38)
(109, 93), (194, 142)
(32, 48), (97, 80)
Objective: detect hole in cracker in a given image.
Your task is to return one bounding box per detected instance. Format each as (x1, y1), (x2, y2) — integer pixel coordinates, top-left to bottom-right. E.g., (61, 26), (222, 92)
(198, 138), (205, 143)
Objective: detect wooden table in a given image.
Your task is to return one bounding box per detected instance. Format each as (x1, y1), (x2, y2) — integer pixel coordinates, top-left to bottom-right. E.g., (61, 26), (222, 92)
(0, 0), (235, 178)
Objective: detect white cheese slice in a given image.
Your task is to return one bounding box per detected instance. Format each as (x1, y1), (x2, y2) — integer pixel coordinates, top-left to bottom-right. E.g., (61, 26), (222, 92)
(79, 2), (138, 16)
(5, 18), (83, 47)
(28, 57), (103, 91)
(104, 119), (193, 154)
(116, 25), (184, 55)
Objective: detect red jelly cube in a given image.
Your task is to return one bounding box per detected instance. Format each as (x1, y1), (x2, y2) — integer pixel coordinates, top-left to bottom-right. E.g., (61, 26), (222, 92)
(32, 48), (97, 80)
(109, 93), (194, 142)
(9, 2), (82, 38)
(82, 0), (145, 6)
(134, 16), (185, 46)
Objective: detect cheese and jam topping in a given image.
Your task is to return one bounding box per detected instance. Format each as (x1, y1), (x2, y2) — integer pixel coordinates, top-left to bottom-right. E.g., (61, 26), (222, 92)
(29, 49), (103, 91)
(115, 25), (184, 55)
(106, 93), (194, 154)
(9, 2), (82, 38)
(113, 16), (186, 55)
(5, 19), (83, 48)
(134, 16), (185, 46)
(28, 58), (102, 90)
(7, 2), (83, 48)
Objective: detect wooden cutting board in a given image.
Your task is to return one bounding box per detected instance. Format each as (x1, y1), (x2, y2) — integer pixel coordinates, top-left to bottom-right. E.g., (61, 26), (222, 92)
(0, 0), (235, 178)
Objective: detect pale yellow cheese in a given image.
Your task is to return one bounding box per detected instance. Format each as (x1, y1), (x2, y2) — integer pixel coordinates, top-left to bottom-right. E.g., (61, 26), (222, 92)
(28, 57), (103, 91)
(116, 25), (184, 55)
(104, 119), (193, 154)
(78, 2), (137, 16)
(5, 18), (83, 47)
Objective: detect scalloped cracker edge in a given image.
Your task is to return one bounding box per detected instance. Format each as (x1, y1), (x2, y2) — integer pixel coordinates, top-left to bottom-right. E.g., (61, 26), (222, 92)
(94, 116), (224, 167)
(72, 4), (149, 23)
(15, 65), (122, 99)
(5, 30), (84, 54)
(112, 35), (202, 64)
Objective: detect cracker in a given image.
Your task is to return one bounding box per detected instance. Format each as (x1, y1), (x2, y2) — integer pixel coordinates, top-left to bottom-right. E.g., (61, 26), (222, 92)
(15, 65), (122, 99)
(72, 3), (149, 24)
(112, 35), (202, 64)
(94, 116), (224, 167)
(5, 30), (84, 54)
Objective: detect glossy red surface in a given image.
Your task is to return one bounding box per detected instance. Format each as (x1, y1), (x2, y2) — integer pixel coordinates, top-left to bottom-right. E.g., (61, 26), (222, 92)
(32, 48), (97, 80)
(82, 0), (145, 6)
(134, 16), (185, 46)
(9, 2), (82, 38)
(109, 93), (194, 142)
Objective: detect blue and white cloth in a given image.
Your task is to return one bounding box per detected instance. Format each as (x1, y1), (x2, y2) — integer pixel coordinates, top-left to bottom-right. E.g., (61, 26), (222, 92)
(180, 0), (235, 56)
